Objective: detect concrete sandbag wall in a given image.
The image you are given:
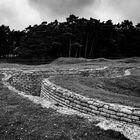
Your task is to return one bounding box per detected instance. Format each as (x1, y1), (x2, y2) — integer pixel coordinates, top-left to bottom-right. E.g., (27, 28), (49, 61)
(41, 78), (140, 125)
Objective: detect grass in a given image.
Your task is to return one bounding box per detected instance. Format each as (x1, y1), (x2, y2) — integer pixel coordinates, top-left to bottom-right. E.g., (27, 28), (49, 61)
(0, 74), (129, 140)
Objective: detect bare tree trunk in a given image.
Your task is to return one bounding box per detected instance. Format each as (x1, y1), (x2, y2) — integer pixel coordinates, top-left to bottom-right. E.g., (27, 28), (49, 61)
(79, 46), (81, 58)
(69, 39), (71, 57)
(75, 48), (78, 58)
(89, 38), (95, 58)
(84, 35), (88, 58)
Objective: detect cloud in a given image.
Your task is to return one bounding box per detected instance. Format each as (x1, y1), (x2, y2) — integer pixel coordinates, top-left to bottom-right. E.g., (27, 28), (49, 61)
(0, 0), (140, 30)
(94, 0), (140, 24)
(115, 0), (140, 24)
(29, 0), (140, 24)
(29, 0), (96, 21)
(0, 0), (41, 30)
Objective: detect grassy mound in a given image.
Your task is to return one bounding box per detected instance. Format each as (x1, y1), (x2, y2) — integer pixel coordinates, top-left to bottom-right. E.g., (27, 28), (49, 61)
(51, 57), (90, 65)
(51, 57), (113, 65)
(51, 57), (140, 65)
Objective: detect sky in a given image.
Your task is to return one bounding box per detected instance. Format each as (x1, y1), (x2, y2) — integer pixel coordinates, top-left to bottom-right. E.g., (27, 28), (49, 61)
(0, 0), (140, 30)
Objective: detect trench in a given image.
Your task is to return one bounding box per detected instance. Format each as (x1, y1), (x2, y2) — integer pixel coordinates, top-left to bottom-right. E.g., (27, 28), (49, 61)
(1, 66), (140, 140)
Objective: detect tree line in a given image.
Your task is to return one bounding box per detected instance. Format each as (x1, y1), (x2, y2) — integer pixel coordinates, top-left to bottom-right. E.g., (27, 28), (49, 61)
(0, 15), (140, 62)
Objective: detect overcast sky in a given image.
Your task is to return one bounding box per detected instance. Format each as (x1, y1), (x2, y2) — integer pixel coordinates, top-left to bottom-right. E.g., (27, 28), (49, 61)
(0, 0), (140, 30)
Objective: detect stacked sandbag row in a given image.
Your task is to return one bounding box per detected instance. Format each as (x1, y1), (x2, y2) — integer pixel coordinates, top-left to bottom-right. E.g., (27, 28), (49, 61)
(41, 79), (140, 125)
(56, 66), (129, 78)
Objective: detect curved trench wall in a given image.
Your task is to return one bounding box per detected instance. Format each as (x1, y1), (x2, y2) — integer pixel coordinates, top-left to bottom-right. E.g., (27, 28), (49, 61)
(41, 78), (140, 125)
(5, 66), (140, 125)
(7, 66), (131, 95)
(8, 72), (45, 96)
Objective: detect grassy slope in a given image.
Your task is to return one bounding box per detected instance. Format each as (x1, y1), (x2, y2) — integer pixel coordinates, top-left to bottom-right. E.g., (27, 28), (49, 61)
(0, 74), (129, 140)
(53, 74), (140, 108)
(51, 57), (140, 108)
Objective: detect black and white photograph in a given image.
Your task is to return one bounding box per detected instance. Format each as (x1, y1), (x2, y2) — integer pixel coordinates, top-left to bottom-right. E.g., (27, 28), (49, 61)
(0, 0), (140, 140)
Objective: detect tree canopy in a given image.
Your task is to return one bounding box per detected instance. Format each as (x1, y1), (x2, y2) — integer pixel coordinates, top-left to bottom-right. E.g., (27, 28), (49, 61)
(0, 15), (140, 61)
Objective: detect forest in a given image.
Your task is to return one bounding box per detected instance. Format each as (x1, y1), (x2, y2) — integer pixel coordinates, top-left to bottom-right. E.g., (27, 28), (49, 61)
(0, 15), (140, 62)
